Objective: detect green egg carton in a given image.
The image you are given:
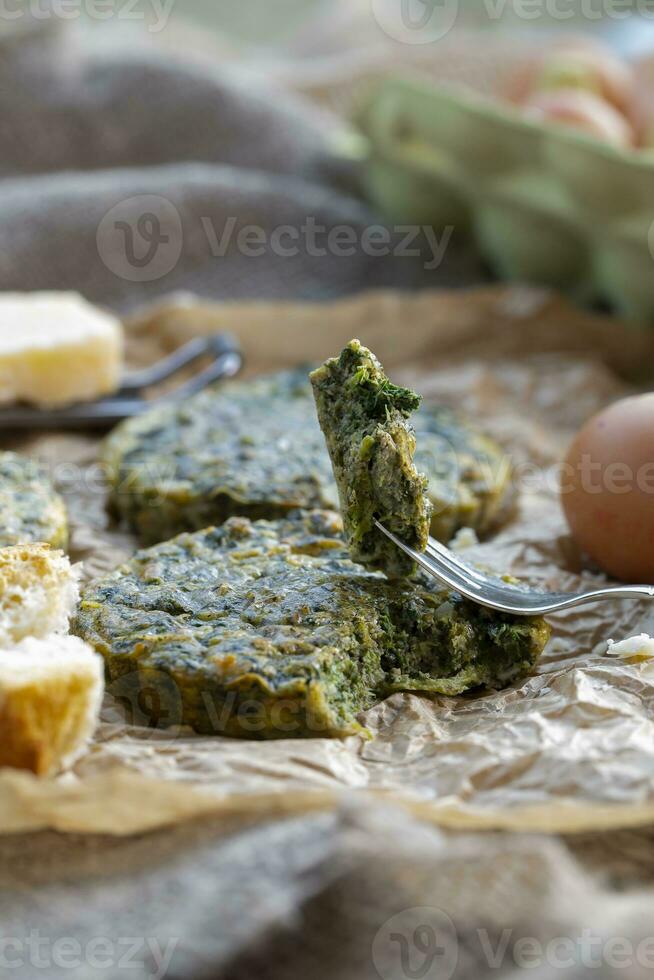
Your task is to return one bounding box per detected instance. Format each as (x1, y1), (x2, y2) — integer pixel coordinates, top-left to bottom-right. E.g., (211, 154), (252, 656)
(357, 76), (654, 322)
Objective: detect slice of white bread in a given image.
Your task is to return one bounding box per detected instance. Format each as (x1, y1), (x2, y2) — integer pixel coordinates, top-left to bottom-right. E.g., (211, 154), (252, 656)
(0, 292), (123, 408)
(0, 635), (104, 775)
(0, 544), (80, 646)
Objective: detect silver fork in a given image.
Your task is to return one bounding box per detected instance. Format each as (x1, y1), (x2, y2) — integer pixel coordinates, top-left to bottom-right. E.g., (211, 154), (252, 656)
(374, 520), (654, 616)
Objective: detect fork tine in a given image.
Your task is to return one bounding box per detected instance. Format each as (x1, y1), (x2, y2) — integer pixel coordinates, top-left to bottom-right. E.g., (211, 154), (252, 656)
(375, 521), (555, 613)
(425, 536), (488, 582)
(373, 520), (477, 595)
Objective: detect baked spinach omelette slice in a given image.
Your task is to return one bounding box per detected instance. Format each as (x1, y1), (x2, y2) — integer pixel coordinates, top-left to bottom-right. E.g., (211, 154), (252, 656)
(311, 340), (431, 578)
(103, 367), (512, 547)
(103, 368), (339, 545)
(73, 511), (550, 739)
(0, 451), (68, 549)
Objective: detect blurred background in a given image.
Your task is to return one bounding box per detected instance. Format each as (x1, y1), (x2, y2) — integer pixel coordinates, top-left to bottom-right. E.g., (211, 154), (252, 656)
(87, 0), (654, 52)
(2, 0), (654, 313)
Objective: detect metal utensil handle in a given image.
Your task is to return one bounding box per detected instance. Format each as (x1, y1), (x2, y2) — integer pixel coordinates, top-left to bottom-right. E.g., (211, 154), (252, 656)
(119, 332), (242, 393)
(0, 400), (151, 431)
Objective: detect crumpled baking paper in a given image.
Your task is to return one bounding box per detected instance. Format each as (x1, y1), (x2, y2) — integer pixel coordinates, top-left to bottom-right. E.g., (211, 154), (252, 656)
(5, 284), (654, 837)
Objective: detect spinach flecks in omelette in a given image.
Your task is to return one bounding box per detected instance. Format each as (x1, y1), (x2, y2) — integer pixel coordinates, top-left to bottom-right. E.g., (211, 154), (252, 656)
(73, 511), (549, 739)
(0, 451), (68, 549)
(103, 368), (513, 547)
(311, 340), (431, 578)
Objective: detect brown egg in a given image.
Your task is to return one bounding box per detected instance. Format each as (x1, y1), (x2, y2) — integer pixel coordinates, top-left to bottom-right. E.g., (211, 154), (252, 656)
(525, 89), (634, 149)
(562, 394), (654, 582)
(535, 43), (636, 118)
(507, 39), (636, 119)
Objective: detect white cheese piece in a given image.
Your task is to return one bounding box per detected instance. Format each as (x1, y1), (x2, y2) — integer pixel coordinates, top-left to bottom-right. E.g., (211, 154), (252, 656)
(0, 292), (123, 407)
(606, 633), (654, 661)
(0, 634), (104, 775)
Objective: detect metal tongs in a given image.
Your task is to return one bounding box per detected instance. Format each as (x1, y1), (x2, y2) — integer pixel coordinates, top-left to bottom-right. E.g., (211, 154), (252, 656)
(0, 332), (243, 431)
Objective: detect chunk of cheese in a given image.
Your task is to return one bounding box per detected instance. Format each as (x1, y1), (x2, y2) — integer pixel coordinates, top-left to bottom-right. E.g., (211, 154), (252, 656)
(0, 635), (104, 775)
(0, 292), (123, 408)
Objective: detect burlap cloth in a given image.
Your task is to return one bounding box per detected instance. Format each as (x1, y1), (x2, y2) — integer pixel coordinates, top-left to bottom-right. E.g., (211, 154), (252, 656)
(0, 13), (485, 312)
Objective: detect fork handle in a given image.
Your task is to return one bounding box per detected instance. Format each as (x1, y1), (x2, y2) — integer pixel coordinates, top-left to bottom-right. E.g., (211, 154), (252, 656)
(118, 332), (241, 394)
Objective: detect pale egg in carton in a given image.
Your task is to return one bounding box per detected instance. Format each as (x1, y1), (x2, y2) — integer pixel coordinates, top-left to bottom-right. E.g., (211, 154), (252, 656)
(357, 75), (654, 322)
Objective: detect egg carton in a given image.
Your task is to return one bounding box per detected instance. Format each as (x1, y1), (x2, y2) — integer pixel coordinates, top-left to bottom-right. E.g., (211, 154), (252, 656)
(357, 75), (654, 322)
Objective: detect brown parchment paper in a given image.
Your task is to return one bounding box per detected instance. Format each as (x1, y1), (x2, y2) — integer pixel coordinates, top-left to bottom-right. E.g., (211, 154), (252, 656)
(5, 284), (654, 838)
